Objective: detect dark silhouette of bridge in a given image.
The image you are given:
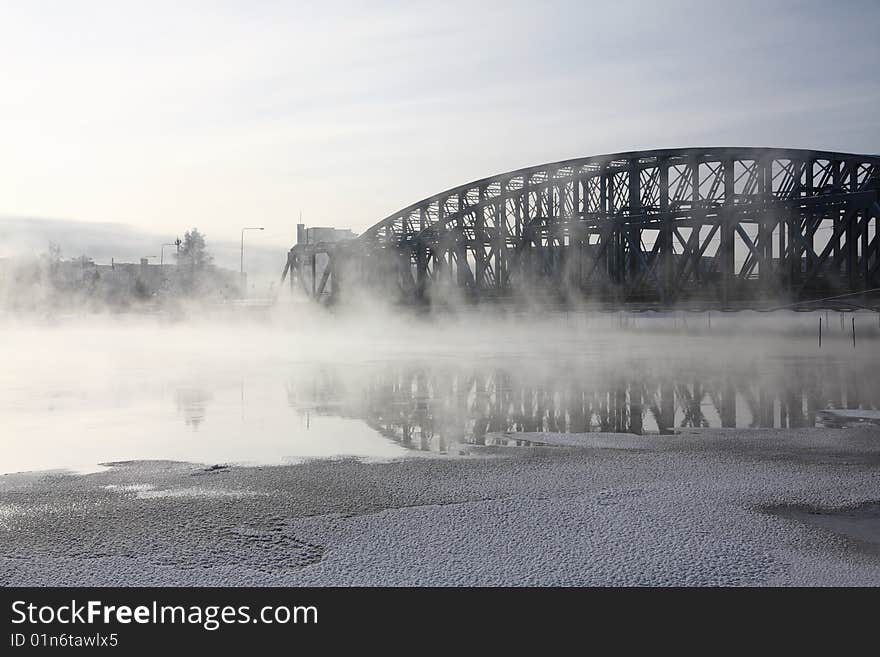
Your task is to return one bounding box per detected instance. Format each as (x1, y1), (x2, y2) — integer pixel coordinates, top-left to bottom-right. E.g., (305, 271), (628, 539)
(282, 147), (880, 310)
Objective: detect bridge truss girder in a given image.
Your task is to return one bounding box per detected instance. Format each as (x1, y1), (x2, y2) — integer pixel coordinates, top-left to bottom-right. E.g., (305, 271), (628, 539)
(287, 148), (880, 309)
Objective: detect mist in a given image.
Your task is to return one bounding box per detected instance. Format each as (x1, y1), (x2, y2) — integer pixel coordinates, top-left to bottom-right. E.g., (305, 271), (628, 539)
(4, 211), (878, 476)
(2, 291), (877, 475)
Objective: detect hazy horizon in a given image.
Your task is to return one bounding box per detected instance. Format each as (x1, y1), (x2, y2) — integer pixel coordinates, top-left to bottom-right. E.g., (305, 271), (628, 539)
(0, 215), (287, 291)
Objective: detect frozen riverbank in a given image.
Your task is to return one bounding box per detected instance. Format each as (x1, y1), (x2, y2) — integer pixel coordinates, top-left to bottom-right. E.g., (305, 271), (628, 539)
(2, 425), (879, 586)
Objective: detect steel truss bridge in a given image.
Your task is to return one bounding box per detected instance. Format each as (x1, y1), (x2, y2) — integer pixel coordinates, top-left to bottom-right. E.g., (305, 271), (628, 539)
(282, 147), (880, 310)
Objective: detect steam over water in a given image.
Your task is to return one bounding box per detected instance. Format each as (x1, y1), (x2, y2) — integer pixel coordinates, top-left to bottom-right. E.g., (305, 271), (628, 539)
(2, 307), (878, 474)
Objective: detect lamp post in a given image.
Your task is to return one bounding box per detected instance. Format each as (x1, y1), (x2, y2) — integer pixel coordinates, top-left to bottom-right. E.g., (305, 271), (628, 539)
(240, 227), (264, 294)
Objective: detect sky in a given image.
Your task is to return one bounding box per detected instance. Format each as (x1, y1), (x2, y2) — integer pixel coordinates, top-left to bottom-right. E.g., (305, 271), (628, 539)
(1, 0), (879, 251)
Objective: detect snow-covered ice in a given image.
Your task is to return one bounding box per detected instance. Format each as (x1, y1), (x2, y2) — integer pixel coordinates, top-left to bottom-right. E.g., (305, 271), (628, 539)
(1, 424), (879, 586)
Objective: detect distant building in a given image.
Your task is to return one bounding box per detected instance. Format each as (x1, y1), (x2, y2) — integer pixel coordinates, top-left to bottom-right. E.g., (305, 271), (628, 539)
(91, 258), (241, 300)
(0, 254), (242, 310)
(283, 223), (357, 299)
(94, 259), (171, 294)
(296, 223), (357, 245)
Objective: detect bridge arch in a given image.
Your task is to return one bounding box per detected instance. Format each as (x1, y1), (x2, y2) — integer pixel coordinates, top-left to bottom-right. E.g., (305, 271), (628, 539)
(287, 147), (880, 309)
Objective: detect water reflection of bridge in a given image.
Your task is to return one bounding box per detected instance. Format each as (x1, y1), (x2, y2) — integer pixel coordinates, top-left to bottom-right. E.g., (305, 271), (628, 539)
(288, 362), (879, 453)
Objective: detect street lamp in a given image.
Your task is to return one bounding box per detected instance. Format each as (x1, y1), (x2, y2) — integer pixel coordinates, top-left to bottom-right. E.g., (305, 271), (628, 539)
(240, 227), (264, 293)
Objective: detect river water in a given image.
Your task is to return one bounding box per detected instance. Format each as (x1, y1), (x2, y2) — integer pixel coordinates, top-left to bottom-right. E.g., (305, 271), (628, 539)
(2, 309), (878, 473)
